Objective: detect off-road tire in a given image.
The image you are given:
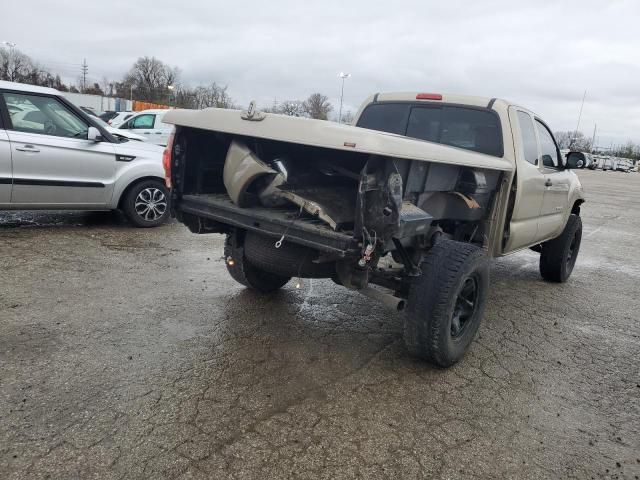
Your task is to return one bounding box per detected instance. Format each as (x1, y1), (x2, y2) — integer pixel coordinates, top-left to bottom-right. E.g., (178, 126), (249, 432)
(122, 179), (170, 228)
(224, 232), (290, 293)
(539, 214), (582, 283)
(404, 239), (489, 367)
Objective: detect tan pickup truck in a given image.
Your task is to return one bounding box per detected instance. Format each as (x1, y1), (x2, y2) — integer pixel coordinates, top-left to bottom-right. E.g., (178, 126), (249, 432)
(162, 91), (585, 367)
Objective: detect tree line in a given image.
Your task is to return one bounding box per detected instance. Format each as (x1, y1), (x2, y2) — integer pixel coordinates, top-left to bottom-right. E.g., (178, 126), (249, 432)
(0, 48), (337, 119)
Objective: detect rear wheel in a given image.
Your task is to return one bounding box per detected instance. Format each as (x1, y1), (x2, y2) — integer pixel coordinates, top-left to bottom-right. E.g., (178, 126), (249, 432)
(539, 214), (582, 282)
(224, 232), (290, 293)
(404, 239), (489, 367)
(122, 179), (170, 227)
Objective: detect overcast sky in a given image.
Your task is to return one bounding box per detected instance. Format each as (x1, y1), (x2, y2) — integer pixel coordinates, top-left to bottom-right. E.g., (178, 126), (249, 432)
(5, 0), (639, 146)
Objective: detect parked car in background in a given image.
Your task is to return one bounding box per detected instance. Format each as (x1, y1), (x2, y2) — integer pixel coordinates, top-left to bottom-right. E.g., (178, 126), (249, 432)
(615, 159), (632, 172)
(99, 110), (118, 123)
(0, 81), (170, 227)
(602, 158), (614, 171)
(107, 111), (136, 127)
(92, 116), (147, 143)
(79, 106), (100, 118)
(118, 109), (173, 146)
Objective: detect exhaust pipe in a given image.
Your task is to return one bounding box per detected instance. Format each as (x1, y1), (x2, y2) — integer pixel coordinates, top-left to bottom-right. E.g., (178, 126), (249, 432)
(359, 287), (406, 312)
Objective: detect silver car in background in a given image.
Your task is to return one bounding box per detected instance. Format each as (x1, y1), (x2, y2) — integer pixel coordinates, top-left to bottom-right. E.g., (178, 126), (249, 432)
(0, 81), (170, 227)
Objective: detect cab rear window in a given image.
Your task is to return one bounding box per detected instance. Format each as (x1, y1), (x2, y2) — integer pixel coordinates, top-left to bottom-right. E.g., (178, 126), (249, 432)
(356, 102), (503, 157)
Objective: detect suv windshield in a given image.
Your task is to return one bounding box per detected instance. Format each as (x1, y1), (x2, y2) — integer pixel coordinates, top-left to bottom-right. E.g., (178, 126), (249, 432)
(356, 102), (503, 157)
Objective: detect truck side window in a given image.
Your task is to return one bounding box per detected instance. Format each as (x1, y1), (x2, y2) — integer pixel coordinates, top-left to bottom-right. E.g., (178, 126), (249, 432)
(535, 120), (561, 169)
(517, 111), (538, 165)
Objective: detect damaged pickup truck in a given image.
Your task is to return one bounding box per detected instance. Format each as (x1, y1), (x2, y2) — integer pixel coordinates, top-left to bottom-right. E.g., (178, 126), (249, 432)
(162, 92), (585, 367)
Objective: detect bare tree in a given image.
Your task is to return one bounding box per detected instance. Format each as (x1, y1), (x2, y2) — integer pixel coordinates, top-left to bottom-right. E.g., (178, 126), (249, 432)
(179, 83), (235, 109)
(303, 93), (332, 120)
(0, 47), (38, 83)
(124, 56), (179, 103)
(554, 131), (591, 151)
(278, 100), (306, 117)
(341, 110), (354, 124)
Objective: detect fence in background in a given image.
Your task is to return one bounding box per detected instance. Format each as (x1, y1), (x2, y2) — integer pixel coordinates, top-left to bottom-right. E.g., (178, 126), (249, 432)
(63, 93), (133, 113)
(132, 101), (170, 112)
(63, 93), (170, 113)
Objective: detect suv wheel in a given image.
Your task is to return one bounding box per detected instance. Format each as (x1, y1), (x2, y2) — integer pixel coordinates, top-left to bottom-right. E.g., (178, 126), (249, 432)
(224, 231), (291, 293)
(539, 214), (582, 282)
(404, 239), (489, 367)
(122, 180), (170, 228)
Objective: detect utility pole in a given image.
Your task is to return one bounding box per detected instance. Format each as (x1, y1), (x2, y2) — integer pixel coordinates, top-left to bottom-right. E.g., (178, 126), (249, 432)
(81, 58), (88, 92)
(590, 124), (597, 153)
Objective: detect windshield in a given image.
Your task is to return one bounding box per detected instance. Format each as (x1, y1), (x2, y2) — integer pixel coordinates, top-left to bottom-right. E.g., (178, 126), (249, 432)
(356, 102), (504, 157)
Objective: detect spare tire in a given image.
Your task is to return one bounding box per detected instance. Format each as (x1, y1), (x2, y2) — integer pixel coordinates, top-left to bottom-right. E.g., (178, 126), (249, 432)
(243, 231), (335, 278)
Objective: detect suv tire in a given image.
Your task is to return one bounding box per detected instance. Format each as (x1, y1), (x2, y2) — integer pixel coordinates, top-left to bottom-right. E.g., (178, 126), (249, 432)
(539, 214), (582, 283)
(122, 179), (170, 228)
(404, 239), (489, 367)
(224, 232), (290, 293)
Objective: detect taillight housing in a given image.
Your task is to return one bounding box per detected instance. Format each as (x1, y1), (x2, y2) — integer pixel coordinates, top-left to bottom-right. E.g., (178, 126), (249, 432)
(163, 129), (176, 189)
(416, 93), (443, 100)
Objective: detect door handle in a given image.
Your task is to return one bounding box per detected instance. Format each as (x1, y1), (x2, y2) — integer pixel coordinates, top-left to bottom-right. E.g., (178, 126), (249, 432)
(155, 132), (162, 135)
(16, 145), (40, 153)
(143, 132), (151, 135)
(545, 179), (553, 187)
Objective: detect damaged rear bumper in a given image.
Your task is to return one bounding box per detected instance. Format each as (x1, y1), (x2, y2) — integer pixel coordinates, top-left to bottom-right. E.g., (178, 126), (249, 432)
(178, 193), (360, 256)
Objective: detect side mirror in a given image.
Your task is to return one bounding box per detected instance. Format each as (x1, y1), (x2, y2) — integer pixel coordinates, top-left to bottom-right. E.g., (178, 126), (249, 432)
(565, 152), (583, 169)
(87, 126), (103, 142)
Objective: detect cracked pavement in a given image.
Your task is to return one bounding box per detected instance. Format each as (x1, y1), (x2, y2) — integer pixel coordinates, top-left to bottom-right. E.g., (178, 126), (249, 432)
(1, 170), (639, 479)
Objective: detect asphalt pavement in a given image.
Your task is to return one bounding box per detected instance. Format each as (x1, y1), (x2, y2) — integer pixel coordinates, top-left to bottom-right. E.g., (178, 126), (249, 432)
(1, 170), (639, 479)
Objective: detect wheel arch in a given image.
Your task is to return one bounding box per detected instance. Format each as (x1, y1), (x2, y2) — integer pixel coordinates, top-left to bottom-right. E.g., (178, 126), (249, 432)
(571, 199), (584, 216)
(116, 175), (166, 210)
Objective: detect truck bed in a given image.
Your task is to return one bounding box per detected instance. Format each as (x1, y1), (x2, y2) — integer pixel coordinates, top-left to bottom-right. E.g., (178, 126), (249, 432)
(178, 194), (359, 255)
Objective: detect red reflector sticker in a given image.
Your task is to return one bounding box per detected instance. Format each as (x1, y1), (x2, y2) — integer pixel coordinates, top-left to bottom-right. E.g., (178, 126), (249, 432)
(416, 93), (443, 100)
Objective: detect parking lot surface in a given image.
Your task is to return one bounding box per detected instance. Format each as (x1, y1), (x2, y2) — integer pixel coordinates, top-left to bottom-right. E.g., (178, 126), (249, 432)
(1, 170), (639, 479)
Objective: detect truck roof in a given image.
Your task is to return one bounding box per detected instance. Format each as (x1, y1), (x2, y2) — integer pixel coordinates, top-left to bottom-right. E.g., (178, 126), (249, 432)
(359, 92), (513, 110)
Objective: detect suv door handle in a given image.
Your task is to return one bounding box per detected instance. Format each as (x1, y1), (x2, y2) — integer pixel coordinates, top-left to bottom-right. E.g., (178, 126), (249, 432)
(545, 179), (553, 187)
(16, 145), (40, 153)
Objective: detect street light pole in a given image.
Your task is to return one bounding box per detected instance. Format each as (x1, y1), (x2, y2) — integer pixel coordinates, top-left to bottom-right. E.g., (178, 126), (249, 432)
(168, 85), (175, 107)
(338, 72), (351, 123)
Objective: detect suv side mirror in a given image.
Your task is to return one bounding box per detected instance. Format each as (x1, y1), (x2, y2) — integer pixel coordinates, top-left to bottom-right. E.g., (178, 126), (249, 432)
(87, 126), (103, 142)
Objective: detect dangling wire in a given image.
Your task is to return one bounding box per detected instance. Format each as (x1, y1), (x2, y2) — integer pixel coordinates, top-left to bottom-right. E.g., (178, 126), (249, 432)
(275, 203), (304, 248)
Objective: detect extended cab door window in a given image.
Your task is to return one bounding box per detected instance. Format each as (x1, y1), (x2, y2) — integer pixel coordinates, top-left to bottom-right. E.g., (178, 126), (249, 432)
(517, 111), (539, 166)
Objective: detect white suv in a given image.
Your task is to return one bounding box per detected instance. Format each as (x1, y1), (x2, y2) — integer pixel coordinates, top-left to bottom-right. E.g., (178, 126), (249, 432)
(0, 81), (170, 227)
